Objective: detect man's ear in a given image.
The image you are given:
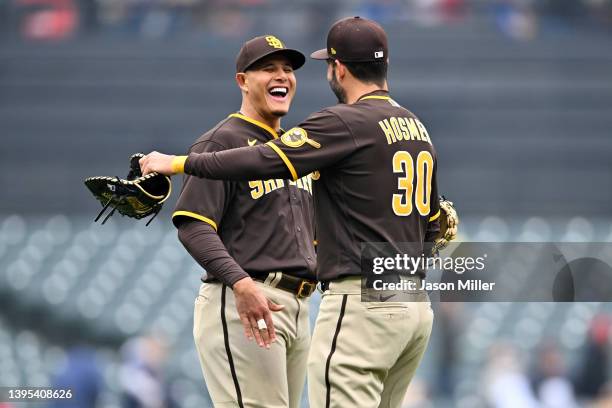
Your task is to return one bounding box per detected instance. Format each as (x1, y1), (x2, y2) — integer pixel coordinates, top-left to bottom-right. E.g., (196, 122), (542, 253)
(236, 73), (248, 92)
(335, 60), (346, 80)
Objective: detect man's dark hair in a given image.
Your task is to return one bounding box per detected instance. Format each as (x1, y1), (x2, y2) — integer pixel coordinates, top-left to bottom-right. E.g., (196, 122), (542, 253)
(341, 60), (388, 87)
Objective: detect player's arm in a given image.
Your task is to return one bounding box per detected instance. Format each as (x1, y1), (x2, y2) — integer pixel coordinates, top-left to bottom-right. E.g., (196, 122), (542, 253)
(173, 140), (282, 348)
(425, 158), (441, 243)
(177, 220), (282, 348)
(177, 219), (248, 286)
(187, 143), (293, 180)
(140, 110), (355, 181)
(424, 156), (441, 256)
(172, 141), (246, 287)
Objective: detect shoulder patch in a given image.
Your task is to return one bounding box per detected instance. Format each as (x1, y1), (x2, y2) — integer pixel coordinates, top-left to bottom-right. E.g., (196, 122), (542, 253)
(281, 127), (321, 149)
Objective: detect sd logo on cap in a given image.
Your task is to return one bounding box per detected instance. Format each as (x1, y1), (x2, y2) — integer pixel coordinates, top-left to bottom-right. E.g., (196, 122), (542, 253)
(236, 35), (305, 73)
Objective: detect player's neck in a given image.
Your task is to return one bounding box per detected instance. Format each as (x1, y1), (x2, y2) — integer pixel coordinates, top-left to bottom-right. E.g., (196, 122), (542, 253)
(345, 80), (388, 105)
(238, 103), (281, 134)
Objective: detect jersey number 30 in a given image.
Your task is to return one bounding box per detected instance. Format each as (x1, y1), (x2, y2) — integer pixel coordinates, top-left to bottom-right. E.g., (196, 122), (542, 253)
(392, 150), (433, 216)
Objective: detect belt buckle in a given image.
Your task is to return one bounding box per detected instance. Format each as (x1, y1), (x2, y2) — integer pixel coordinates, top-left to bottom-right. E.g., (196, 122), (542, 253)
(297, 280), (316, 298)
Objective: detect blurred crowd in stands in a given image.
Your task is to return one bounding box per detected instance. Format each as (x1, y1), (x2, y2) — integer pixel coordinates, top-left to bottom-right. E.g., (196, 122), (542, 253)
(0, 0), (611, 42)
(483, 316), (612, 408)
(404, 312), (612, 408)
(50, 337), (180, 408)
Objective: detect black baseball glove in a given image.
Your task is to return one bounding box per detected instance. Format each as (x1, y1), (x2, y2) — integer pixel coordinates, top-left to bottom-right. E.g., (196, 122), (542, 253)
(84, 153), (172, 225)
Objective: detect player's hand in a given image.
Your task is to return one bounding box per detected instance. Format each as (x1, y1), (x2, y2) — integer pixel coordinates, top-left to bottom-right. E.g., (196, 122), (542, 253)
(233, 277), (284, 349)
(139, 151), (176, 176)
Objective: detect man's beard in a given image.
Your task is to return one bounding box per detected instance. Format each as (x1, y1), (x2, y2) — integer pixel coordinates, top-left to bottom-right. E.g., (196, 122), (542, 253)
(329, 68), (347, 104)
(270, 109), (287, 117)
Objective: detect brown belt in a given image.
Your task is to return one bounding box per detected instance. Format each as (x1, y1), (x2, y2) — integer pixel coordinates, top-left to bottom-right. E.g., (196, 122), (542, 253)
(253, 272), (317, 298)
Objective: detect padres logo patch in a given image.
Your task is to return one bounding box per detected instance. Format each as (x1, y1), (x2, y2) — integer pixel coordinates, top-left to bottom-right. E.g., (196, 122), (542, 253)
(281, 127), (321, 149)
(265, 36), (284, 49)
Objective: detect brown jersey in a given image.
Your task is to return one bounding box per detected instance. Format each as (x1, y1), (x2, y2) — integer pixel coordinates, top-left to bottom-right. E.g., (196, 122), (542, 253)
(173, 113), (316, 281)
(184, 90), (440, 282)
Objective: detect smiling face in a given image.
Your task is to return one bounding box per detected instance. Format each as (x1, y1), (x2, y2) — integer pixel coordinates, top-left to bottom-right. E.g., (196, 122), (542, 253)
(237, 54), (296, 121)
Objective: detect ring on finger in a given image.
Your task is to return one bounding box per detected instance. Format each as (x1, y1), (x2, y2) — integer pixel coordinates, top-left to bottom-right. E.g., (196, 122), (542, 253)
(256, 319), (267, 330)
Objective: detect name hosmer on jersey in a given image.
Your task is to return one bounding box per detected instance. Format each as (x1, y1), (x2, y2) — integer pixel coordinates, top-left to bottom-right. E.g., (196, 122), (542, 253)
(378, 116), (432, 145)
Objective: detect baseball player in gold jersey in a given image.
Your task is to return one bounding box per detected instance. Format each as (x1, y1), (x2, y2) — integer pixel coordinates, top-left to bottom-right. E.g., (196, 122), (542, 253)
(142, 17), (439, 408)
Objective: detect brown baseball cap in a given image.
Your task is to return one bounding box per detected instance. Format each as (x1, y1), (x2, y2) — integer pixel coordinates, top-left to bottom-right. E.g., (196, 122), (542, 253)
(236, 35), (306, 73)
(311, 16), (388, 62)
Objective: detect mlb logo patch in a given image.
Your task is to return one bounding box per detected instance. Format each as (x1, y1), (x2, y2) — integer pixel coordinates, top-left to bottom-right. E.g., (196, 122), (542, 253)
(374, 51), (384, 58)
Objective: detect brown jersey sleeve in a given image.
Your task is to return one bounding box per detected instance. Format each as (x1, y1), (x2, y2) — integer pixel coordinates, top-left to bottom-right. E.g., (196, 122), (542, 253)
(183, 110), (355, 181)
(177, 220), (249, 287)
(428, 156), (441, 223)
(184, 143), (291, 180)
(425, 157), (441, 242)
(173, 140), (233, 230)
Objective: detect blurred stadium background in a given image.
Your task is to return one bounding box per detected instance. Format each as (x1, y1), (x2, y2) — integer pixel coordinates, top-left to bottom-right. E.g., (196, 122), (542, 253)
(1, 0), (612, 407)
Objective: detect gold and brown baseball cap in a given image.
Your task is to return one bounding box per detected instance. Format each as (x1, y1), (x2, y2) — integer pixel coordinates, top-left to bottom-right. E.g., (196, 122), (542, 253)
(311, 16), (388, 62)
(236, 35), (306, 73)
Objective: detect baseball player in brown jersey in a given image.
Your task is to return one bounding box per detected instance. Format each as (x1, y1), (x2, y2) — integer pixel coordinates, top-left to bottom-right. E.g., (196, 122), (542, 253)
(141, 17), (439, 408)
(172, 36), (317, 407)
